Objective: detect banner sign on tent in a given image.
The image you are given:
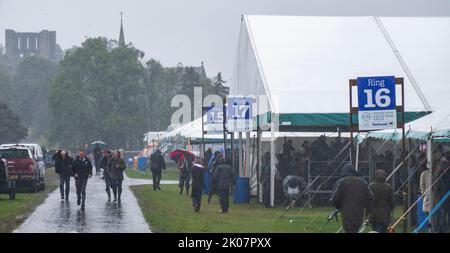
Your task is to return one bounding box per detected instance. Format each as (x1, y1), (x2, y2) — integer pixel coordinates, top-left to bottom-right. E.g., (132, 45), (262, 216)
(206, 105), (224, 134)
(357, 76), (397, 131)
(227, 96), (253, 132)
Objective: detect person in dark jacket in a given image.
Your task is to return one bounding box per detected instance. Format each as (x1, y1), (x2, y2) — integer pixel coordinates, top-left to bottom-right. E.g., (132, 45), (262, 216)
(108, 150), (126, 203)
(208, 152), (223, 204)
(72, 150), (93, 210)
(54, 150), (73, 201)
(150, 149), (166, 190)
(178, 156), (192, 195)
(368, 169), (395, 233)
(432, 157), (450, 233)
(212, 156), (233, 213)
(100, 150), (112, 200)
(261, 152), (271, 208)
(93, 144), (103, 176)
(332, 164), (373, 233)
(191, 157), (205, 212)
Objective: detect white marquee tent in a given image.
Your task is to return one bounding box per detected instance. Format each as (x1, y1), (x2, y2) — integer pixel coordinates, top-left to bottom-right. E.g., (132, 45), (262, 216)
(230, 15), (450, 131)
(229, 15), (450, 206)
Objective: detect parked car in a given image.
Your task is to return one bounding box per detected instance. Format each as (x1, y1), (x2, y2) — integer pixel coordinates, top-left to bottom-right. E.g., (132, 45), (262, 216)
(0, 144), (45, 192)
(45, 149), (57, 169)
(0, 156), (16, 199)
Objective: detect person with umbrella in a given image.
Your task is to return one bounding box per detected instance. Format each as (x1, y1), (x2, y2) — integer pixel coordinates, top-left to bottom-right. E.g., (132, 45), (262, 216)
(178, 155), (193, 195)
(170, 149), (195, 195)
(150, 148), (166, 191)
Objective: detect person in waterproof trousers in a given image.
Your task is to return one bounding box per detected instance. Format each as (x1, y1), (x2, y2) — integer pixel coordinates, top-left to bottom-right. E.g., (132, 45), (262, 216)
(101, 150), (112, 200)
(72, 150), (93, 210)
(54, 150), (73, 201)
(191, 157), (205, 212)
(212, 156), (233, 213)
(150, 149), (166, 190)
(368, 170), (395, 233)
(332, 164), (373, 233)
(108, 151), (126, 203)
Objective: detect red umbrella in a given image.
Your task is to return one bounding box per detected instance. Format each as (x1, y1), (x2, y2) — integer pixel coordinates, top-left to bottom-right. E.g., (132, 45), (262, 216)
(169, 149), (195, 163)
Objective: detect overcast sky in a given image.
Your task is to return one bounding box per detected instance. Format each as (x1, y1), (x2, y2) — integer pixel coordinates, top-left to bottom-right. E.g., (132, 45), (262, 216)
(1, 0), (449, 79)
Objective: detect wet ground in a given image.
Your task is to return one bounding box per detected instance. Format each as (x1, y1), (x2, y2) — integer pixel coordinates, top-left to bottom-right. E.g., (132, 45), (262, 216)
(14, 174), (178, 233)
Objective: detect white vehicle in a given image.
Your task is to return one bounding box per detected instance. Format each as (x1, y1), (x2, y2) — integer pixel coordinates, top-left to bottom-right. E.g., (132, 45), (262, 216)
(0, 143), (46, 191)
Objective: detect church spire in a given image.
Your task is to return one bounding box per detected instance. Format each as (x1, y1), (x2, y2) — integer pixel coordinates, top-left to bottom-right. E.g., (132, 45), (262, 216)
(119, 11), (125, 47)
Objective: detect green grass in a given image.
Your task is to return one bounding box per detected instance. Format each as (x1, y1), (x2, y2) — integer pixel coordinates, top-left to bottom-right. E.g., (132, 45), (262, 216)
(125, 166), (179, 181)
(0, 168), (59, 232)
(131, 184), (408, 233)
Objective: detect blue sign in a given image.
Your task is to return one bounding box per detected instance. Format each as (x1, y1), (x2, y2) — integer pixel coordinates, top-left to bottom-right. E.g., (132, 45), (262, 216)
(227, 96), (253, 132)
(357, 76), (397, 130)
(206, 105), (224, 134)
(357, 76), (396, 111)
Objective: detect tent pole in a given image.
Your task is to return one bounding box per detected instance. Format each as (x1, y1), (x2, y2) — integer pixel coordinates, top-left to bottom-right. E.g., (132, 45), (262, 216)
(239, 132), (243, 177)
(222, 98), (227, 159)
(270, 120), (275, 207)
(427, 137), (433, 232)
(355, 139), (360, 171)
(256, 129), (262, 203)
(246, 132), (251, 178)
(231, 132), (235, 173)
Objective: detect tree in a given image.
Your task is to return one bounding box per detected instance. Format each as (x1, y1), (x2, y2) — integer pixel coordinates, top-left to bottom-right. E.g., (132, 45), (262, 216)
(211, 72), (229, 98)
(0, 103), (28, 143)
(11, 56), (58, 141)
(0, 66), (13, 106)
(49, 37), (147, 149)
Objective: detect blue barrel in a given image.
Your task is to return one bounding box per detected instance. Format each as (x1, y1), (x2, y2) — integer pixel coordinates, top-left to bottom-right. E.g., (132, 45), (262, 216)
(137, 157), (148, 171)
(233, 177), (250, 204)
(417, 195), (427, 232)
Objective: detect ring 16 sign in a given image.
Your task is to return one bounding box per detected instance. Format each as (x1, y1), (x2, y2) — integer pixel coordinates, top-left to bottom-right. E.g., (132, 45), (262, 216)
(357, 76), (397, 131)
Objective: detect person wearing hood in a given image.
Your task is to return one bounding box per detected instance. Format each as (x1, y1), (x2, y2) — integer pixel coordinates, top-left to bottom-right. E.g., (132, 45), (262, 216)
(191, 157), (205, 212)
(212, 156), (233, 213)
(150, 149), (166, 191)
(368, 169), (395, 233)
(332, 164), (373, 233)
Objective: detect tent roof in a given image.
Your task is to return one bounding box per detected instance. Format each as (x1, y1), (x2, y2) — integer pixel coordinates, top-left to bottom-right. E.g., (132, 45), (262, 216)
(230, 15), (450, 117)
(161, 116), (352, 143)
